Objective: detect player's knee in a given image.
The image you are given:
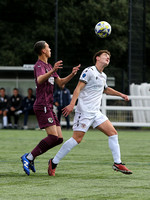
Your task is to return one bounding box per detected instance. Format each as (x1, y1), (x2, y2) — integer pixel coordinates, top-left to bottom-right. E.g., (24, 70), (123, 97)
(75, 137), (82, 144)
(110, 130), (118, 136)
(73, 131), (85, 144)
(58, 137), (63, 144)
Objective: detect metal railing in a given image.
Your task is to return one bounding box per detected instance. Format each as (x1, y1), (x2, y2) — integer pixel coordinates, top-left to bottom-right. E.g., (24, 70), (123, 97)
(101, 94), (150, 127)
(61, 94), (150, 127)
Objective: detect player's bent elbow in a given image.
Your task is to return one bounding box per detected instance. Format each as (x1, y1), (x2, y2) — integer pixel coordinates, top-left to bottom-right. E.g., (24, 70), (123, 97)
(37, 77), (43, 85)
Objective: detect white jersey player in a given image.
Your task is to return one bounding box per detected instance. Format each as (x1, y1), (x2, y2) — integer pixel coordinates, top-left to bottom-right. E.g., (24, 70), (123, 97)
(76, 66), (107, 114)
(73, 66), (108, 133)
(48, 50), (132, 176)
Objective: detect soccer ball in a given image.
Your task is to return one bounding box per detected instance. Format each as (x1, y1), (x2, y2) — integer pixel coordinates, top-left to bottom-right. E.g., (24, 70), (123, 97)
(95, 21), (111, 38)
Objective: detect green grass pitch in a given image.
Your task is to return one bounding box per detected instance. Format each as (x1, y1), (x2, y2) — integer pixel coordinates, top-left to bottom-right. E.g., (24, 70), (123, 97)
(0, 129), (150, 200)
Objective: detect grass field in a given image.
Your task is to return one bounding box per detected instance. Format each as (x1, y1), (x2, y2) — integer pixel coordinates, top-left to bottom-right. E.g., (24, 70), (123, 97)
(0, 129), (150, 200)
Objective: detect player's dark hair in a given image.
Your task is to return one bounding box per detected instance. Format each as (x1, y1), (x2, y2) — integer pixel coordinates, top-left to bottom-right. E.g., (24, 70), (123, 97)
(93, 50), (111, 64)
(34, 41), (46, 55)
(0, 87), (5, 91)
(13, 88), (18, 91)
(28, 88), (33, 92)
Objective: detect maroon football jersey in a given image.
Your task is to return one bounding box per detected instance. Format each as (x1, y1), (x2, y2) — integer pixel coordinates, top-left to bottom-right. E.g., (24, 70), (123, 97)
(33, 60), (58, 108)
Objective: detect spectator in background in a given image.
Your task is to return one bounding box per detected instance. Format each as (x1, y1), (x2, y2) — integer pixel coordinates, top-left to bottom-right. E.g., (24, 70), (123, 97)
(0, 88), (9, 129)
(22, 88), (36, 130)
(54, 85), (71, 129)
(7, 88), (23, 129)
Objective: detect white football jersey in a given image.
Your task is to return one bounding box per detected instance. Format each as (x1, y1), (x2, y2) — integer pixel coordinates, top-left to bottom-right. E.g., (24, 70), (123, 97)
(75, 66), (108, 116)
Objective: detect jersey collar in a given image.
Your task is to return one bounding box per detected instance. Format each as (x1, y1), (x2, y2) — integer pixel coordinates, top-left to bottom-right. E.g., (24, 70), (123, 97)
(95, 66), (102, 74)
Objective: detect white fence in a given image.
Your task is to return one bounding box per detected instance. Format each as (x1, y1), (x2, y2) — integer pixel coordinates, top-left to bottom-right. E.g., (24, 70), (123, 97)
(61, 94), (150, 127)
(101, 94), (150, 127)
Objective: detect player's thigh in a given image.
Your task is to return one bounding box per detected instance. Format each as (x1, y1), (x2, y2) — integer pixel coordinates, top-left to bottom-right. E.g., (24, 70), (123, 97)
(45, 125), (58, 136)
(96, 120), (117, 136)
(56, 125), (63, 138)
(73, 112), (94, 133)
(72, 131), (85, 143)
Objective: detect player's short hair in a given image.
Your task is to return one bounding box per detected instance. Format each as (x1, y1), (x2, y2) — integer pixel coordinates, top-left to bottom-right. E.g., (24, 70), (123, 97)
(93, 50), (111, 64)
(28, 88), (33, 93)
(0, 87), (5, 91)
(34, 41), (46, 55)
(13, 88), (18, 91)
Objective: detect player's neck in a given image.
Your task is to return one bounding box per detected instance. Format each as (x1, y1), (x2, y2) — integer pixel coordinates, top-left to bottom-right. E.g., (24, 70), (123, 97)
(95, 64), (104, 73)
(38, 55), (48, 64)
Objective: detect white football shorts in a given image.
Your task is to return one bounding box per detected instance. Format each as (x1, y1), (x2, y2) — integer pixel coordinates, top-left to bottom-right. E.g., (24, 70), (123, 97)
(72, 111), (108, 132)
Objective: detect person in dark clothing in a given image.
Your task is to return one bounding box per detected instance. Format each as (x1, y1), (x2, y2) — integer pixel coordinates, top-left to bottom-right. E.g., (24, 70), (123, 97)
(7, 88), (23, 129)
(22, 88), (36, 129)
(0, 88), (9, 129)
(54, 85), (71, 129)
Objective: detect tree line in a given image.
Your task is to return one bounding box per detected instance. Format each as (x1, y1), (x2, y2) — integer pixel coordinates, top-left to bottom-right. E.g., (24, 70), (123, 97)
(0, 0), (149, 92)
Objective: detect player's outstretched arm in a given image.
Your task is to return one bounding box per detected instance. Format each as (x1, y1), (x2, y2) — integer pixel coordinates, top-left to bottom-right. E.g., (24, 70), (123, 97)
(62, 81), (85, 117)
(104, 87), (129, 101)
(37, 60), (63, 84)
(55, 64), (81, 88)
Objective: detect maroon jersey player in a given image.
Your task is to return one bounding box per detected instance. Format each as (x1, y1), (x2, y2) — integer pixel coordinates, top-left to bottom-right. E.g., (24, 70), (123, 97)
(21, 41), (80, 176)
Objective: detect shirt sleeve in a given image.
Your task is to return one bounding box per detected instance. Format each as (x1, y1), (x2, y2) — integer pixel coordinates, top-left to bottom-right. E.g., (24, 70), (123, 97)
(79, 68), (91, 84)
(34, 64), (45, 78)
(34, 63), (59, 78)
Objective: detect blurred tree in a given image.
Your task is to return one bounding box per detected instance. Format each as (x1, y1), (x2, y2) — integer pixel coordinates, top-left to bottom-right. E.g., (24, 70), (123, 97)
(0, 0), (129, 67)
(145, 0), (150, 82)
(0, 0), (149, 92)
(0, 0), (55, 65)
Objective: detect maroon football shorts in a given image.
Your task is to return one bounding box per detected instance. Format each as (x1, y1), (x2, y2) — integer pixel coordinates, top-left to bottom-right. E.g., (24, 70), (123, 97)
(34, 106), (60, 129)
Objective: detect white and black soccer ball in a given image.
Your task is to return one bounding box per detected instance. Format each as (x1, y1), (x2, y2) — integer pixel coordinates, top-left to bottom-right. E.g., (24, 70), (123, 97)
(95, 21), (111, 38)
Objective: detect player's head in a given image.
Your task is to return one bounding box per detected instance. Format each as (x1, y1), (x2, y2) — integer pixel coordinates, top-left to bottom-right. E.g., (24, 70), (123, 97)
(34, 41), (51, 58)
(13, 88), (19, 96)
(93, 50), (111, 65)
(0, 87), (5, 96)
(28, 88), (33, 96)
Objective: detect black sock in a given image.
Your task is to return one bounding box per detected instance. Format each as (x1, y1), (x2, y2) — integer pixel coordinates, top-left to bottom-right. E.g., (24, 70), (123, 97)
(52, 159), (57, 169)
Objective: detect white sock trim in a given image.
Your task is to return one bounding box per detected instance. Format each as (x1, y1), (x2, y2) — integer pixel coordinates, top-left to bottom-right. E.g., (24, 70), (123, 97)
(27, 152), (34, 161)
